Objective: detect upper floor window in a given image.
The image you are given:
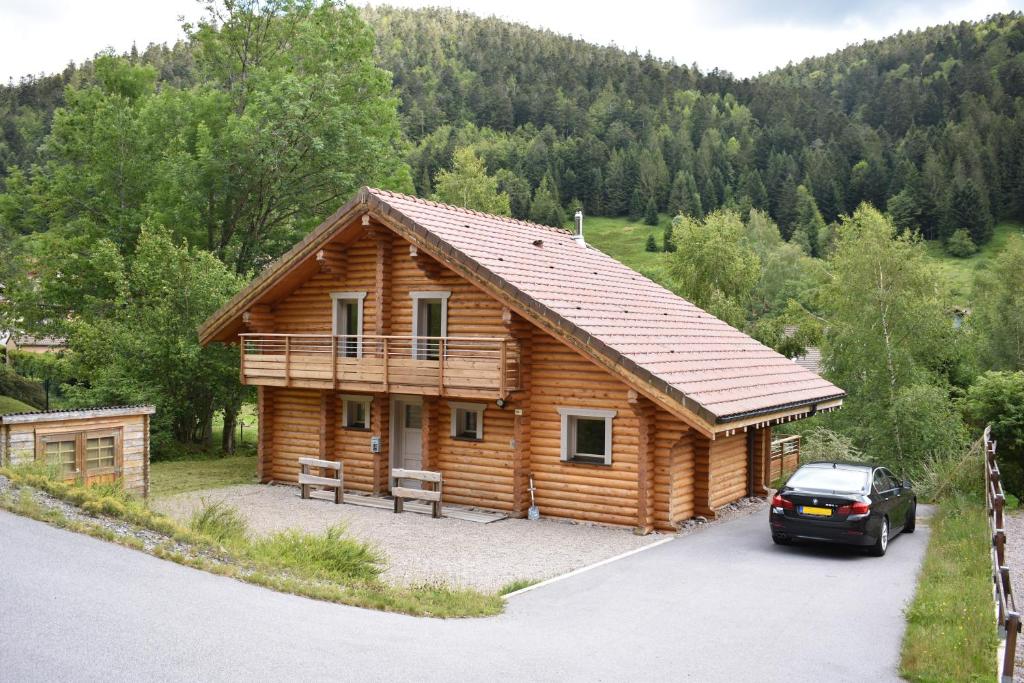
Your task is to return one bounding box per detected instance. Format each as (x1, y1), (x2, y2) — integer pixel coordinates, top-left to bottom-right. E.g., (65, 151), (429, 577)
(331, 292), (367, 358)
(410, 291), (450, 360)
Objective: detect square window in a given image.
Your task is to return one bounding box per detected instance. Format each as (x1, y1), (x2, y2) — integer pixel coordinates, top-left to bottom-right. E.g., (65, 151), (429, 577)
(343, 397), (370, 429)
(451, 403), (484, 440)
(45, 440), (77, 475)
(86, 436), (116, 470)
(558, 408), (615, 465)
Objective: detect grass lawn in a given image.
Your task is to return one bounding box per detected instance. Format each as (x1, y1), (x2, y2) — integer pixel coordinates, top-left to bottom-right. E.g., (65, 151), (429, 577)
(150, 454), (259, 497)
(900, 495), (996, 682)
(922, 222), (1022, 308)
(569, 214), (672, 274)
(0, 394), (36, 414)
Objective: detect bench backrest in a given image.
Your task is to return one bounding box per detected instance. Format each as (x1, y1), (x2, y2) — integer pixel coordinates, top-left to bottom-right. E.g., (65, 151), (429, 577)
(391, 468), (441, 483)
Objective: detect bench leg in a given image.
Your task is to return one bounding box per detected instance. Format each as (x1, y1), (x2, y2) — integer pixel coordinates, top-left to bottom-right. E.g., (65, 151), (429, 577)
(394, 497), (403, 514)
(301, 484), (309, 500)
(335, 483), (343, 505)
(432, 500), (441, 519)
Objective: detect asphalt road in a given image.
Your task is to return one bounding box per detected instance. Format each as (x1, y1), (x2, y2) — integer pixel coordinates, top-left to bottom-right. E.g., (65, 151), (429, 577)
(0, 507), (929, 682)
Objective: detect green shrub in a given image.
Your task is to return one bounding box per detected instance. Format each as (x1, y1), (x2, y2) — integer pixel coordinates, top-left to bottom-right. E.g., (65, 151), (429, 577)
(644, 234), (658, 252)
(189, 500), (249, 545)
(914, 439), (984, 502)
(799, 427), (865, 463)
(945, 228), (977, 257)
(0, 366), (46, 409)
(247, 525), (383, 583)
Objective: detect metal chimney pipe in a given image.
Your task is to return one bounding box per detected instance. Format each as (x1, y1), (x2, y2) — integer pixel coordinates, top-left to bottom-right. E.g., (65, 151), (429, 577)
(573, 210), (585, 246)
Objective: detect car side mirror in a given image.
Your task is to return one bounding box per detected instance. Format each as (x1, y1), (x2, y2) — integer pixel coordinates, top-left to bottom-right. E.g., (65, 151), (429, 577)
(902, 480), (911, 490)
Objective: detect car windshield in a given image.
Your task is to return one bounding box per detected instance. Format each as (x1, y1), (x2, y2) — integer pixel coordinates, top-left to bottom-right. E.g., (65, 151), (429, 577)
(786, 466), (869, 493)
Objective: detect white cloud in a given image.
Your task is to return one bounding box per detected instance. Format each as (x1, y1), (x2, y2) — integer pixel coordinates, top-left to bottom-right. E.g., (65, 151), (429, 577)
(1, 0), (1021, 83)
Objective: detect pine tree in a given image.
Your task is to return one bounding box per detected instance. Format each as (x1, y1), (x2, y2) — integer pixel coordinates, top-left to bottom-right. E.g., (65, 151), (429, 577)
(793, 185), (825, 256)
(662, 222), (677, 252)
(644, 196), (659, 226)
(529, 173), (566, 227)
(945, 178), (993, 245)
(645, 234), (659, 252)
(628, 189), (644, 222)
(668, 170), (703, 218)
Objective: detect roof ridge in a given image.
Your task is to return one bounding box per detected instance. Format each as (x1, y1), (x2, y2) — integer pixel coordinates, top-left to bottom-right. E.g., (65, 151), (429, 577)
(366, 187), (572, 236)
(0, 404), (156, 419)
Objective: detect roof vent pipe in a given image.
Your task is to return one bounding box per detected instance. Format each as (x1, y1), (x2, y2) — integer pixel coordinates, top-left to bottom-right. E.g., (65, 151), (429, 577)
(573, 210), (585, 246)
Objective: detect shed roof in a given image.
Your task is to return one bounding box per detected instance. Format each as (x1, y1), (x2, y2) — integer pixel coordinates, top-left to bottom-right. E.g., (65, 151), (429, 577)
(0, 405), (156, 425)
(199, 187), (844, 430)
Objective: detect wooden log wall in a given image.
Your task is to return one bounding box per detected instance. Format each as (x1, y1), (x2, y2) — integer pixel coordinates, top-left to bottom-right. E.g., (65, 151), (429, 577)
(434, 402), (516, 511)
(269, 387), (321, 482)
(271, 237), (378, 334)
(630, 393), (657, 533)
(651, 410), (695, 530)
(334, 394), (376, 493)
(388, 233), (507, 338)
(507, 309), (533, 517)
(707, 431), (750, 510)
(370, 393), (389, 494)
(528, 331), (640, 527)
(257, 386), (274, 483)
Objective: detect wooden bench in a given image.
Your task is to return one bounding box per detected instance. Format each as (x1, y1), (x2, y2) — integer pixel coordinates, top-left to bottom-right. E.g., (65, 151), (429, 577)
(392, 468), (442, 518)
(299, 457), (343, 504)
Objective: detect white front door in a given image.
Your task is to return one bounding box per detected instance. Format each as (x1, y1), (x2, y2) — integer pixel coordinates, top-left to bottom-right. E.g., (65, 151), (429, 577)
(391, 398), (422, 488)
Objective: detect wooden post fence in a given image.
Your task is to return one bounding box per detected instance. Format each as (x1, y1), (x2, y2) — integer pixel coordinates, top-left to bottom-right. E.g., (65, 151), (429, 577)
(986, 425), (1021, 682)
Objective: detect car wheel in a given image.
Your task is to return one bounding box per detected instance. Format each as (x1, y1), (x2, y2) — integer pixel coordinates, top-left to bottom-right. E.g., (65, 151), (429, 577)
(869, 517), (889, 557)
(772, 534), (791, 545)
(904, 501), (916, 534)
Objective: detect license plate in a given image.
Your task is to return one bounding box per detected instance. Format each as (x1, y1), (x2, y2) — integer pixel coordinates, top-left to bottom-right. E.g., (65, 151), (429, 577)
(800, 506), (832, 517)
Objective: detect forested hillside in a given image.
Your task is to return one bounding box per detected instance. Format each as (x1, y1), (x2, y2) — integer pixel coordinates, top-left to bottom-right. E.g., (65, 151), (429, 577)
(4, 8), (1024, 253)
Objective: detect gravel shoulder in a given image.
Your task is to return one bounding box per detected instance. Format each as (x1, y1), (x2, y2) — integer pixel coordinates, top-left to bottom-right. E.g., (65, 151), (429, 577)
(153, 484), (672, 592)
(1003, 510), (1024, 680)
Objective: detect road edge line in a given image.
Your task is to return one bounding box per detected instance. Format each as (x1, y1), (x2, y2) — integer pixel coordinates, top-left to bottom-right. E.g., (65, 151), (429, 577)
(503, 535), (675, 598)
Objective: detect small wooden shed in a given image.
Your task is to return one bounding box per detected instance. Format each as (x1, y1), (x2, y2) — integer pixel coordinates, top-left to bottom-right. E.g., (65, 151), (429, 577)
(0, 405), (155, 497)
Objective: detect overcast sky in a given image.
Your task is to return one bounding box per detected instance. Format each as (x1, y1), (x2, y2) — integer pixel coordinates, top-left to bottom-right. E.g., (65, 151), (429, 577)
(3, 0), (1023, 83)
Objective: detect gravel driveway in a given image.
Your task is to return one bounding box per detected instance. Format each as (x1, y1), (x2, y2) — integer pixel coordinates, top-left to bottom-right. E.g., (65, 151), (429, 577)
(152, 484), (664, 592)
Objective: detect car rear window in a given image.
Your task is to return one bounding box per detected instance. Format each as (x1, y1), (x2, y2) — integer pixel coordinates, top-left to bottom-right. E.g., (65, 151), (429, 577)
(786, 466), (869, 493)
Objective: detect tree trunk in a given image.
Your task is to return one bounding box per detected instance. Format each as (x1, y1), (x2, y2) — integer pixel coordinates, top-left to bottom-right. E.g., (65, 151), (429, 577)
(221, 403), (239, 454)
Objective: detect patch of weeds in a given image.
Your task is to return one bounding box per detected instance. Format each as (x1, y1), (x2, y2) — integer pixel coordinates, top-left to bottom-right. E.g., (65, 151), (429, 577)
(245, 525), (383, 583)
(498, 578), (540, 595)
(189, 499), (249, 546)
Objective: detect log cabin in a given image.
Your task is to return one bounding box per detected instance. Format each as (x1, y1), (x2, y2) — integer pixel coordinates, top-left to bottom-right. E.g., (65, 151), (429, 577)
(199, 188), (844, 532)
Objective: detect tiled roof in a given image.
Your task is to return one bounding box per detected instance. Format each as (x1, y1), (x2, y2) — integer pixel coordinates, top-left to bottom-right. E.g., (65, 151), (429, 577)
(792, 347), (823, 375)
(365, 188), (844, 422)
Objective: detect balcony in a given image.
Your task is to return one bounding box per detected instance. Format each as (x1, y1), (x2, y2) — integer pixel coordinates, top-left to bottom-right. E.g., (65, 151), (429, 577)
(239, 334), (520, 399)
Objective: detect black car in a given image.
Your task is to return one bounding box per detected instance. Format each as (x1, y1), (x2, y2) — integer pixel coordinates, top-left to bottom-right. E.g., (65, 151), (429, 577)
(769, 462), (916, 556)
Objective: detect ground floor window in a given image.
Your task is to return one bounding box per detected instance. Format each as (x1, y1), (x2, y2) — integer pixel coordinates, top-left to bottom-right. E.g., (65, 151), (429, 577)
(342, 395), (371, 430)
(37, 430), (121, 479)
(557, 407), (616, 465)
(449, 401), (485, 440)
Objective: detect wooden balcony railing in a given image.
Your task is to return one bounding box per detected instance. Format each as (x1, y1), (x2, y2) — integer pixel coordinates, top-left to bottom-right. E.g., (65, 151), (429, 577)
(768, 434), (801, 484)
(239, 333), (520, 399)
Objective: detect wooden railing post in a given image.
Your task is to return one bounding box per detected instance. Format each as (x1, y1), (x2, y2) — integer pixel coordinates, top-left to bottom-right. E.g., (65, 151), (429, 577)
(284, 335), (291, 385)
(499, 338), (508, 397)
(1005, 612), (1021, 681)
(239, 338), (246, 383)
(438, 338), (446, 394)
(331, 335), (338, 387)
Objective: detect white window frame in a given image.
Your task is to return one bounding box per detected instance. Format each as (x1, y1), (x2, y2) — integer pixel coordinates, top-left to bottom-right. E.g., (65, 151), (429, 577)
(557, 407), (616, 465)
(330, 292), (367, 358)
(341, 394), (372, 430)
(449, 401), (485, 441)
(410, 290), (450, 359)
